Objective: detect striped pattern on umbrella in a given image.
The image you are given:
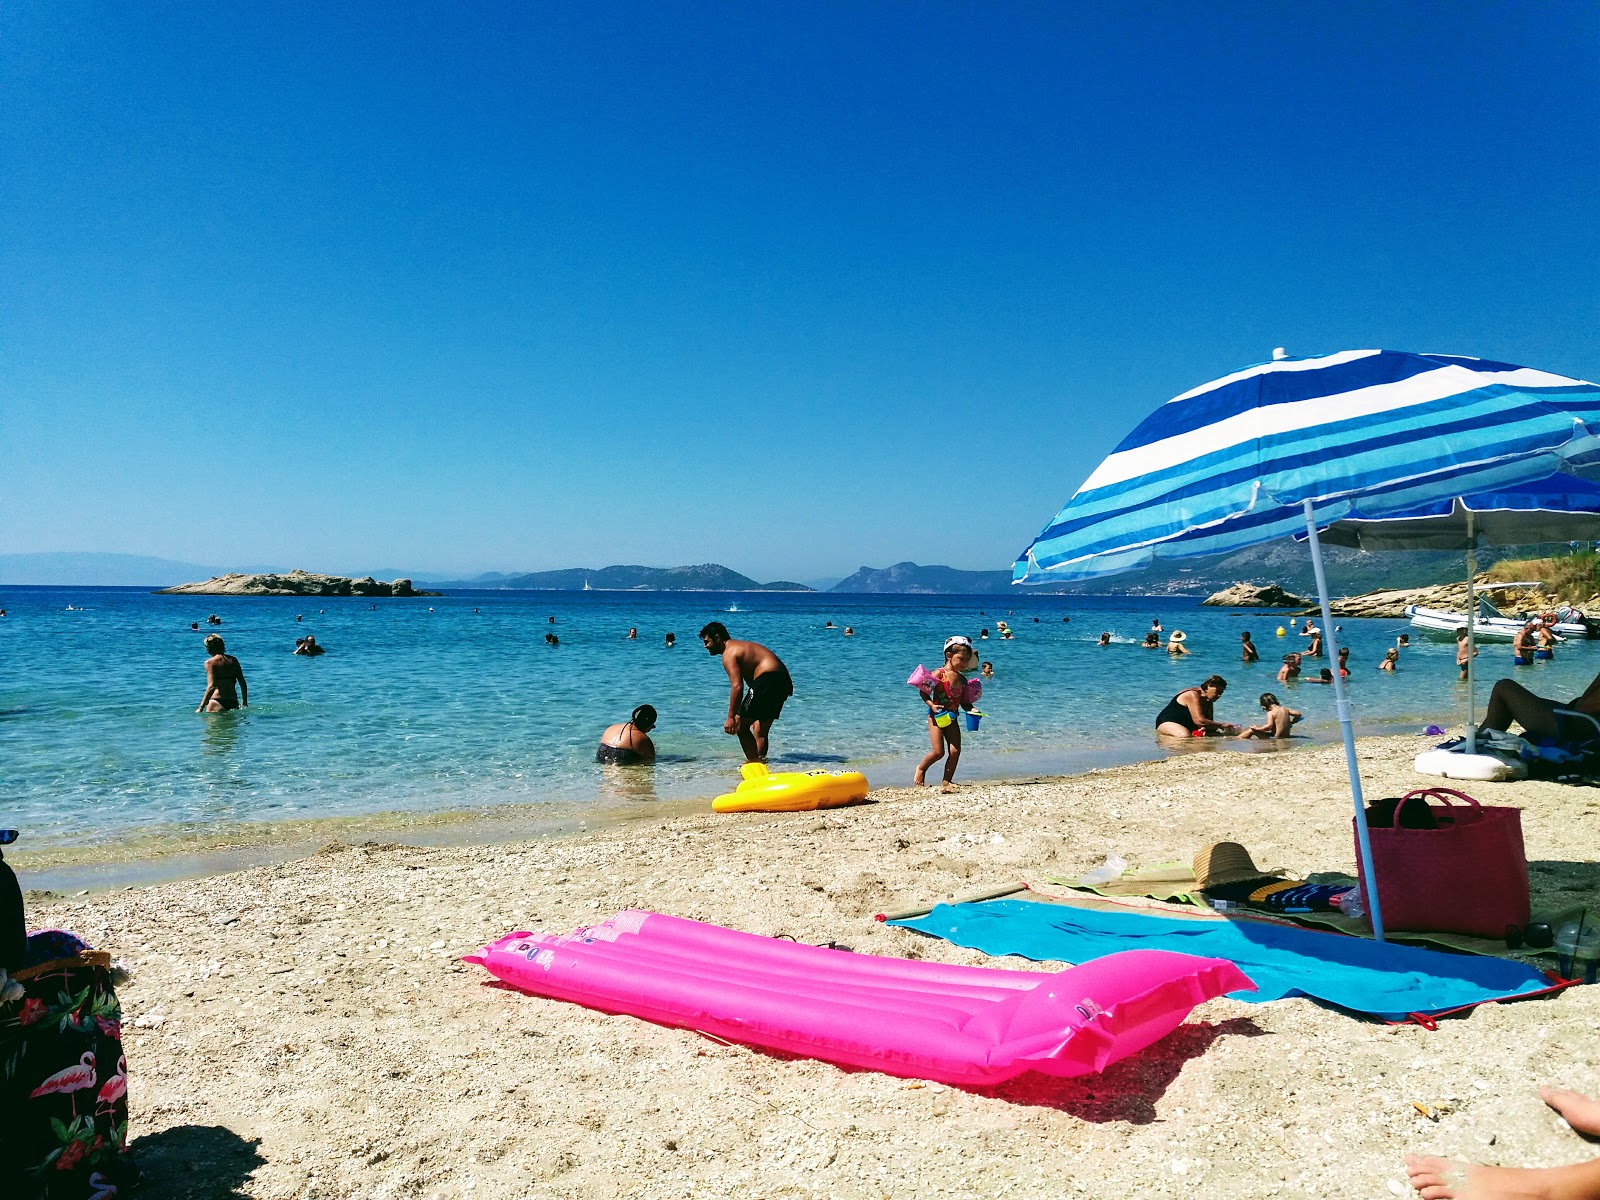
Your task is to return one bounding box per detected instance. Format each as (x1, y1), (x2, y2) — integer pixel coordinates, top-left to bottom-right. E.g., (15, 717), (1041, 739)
(1014, 350), (1600, 583)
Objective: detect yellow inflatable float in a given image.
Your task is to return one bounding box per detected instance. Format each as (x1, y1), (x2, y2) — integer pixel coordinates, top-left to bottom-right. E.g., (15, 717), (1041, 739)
(712, 763), (870, 813)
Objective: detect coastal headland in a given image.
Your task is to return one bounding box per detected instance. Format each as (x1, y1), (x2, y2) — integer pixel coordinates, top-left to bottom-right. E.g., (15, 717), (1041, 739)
(39, 734), (1600, 1198)
(157, 570), (440, 598)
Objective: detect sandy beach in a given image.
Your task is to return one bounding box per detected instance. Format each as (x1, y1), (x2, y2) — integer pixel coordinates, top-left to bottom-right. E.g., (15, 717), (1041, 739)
(33, 733), (1600, 1200)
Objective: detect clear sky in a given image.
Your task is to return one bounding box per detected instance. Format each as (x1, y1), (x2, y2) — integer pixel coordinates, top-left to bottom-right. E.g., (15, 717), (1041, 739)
(4, 2), (1597, 580)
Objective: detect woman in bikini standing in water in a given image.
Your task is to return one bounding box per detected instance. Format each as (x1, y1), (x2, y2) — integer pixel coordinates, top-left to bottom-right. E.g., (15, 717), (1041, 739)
(197, 634), (248, 713)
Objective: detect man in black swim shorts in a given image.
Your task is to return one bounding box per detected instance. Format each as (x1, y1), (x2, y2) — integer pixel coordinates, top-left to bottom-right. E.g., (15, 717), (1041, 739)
(700, 621), (792, 762)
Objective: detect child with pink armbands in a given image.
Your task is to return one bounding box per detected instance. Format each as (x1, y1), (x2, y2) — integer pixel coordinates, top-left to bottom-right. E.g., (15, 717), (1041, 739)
(907, 636), (981, 793)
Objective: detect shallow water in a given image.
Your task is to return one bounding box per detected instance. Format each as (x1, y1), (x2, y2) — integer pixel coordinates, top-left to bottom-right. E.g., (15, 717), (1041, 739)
(2, 585), (1595, 865)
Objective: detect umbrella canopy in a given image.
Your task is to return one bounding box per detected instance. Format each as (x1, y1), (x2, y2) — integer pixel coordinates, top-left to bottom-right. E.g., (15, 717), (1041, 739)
(1317, 473), (1600, 551)
(1014, 351), (1600, 584)
(1314, 472), (1600, 756)
(1013, 350), (1600, 943)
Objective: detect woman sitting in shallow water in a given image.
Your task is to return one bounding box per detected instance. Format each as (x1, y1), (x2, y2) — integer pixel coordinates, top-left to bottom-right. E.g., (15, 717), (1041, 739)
(596, 705), (657, 765)
(1155, 675), (1238, 739)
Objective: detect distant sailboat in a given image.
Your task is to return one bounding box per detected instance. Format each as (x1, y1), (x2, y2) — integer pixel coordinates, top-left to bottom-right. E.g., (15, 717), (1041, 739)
(583, 579), (592, 591)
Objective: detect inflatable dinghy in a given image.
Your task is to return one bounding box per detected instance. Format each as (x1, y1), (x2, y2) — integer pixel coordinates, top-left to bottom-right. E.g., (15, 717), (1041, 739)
(712, 762), (869, 813)
(465, 910), (1252, 1085)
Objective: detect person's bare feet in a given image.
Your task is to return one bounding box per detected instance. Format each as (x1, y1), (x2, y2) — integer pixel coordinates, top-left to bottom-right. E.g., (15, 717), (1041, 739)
(1544, 1089), (1600, 1138)
(913, 770), (926, 786)
(1403, 1154), (1554, 1199)
(940, 781), (958, 794)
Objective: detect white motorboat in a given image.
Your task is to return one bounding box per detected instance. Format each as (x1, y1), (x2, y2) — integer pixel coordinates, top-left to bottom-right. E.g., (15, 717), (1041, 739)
(1405, 585), (1591, 640)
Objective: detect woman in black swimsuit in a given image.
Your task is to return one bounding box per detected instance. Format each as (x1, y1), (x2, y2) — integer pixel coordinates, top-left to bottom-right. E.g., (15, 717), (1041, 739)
(596, 705), (658, 765)
(1156, 675), (1236, 739)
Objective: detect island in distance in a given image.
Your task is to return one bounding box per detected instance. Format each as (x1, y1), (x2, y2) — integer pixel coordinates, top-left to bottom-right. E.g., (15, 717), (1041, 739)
(158, 570), (439, 597)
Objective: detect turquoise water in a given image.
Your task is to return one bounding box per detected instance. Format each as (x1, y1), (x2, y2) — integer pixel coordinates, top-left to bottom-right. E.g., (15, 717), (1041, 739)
(3, 585), (1598, 853)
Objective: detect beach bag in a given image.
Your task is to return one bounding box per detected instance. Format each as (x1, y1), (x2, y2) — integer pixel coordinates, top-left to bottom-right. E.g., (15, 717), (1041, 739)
(1356, 787), (1529, 938)
(0, 931), (136, 1199)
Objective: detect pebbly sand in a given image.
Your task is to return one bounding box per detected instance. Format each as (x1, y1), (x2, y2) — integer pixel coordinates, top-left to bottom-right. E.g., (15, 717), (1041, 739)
(31, 733), (1600, 1199)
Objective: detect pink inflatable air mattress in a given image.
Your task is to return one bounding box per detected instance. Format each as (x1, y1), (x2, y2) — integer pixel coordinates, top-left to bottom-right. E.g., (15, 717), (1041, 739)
(465, 910), (1252, 1085)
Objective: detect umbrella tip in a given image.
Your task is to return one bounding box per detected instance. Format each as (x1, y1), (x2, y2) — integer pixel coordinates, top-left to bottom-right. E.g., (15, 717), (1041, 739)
(1272, 347), (1289, 361)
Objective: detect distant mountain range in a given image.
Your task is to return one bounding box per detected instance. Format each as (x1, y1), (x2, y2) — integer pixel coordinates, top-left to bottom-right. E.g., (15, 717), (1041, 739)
(5, 541), (1562, 595)
(423, 564), (813, 592)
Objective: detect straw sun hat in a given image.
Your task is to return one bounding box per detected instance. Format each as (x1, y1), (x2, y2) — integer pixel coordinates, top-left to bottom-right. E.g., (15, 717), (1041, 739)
(1168, 631), (1186, 642)
(1192, 842), (1285, 891)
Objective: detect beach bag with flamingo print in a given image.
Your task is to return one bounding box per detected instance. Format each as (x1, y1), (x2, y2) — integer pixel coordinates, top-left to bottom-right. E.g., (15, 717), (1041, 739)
(0, 930), (136, 1199)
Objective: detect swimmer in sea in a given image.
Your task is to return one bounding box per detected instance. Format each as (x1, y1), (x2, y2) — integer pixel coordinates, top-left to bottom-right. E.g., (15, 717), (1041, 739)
(843, 626), (855, 636)
(626, 627), (638, 639)
(1240, 631), (1258, 663)
(981, 661), (994, 677)
(293, 635), (325, 656)
(596, 705), (657, 765)
(196, 634), (248, 713)
(1513, 620), (1538, 667)
(1098, 632), (1111, 646)
(665, 632), (675, 648)
(1277, 653), (1302, 683)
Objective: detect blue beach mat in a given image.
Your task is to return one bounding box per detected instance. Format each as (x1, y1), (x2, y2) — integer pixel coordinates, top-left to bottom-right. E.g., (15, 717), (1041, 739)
(892, 900), (1560, 1022)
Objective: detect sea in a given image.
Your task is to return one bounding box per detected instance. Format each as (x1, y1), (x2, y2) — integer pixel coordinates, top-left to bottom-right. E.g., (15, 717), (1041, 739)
(4, 585), (1597, 886)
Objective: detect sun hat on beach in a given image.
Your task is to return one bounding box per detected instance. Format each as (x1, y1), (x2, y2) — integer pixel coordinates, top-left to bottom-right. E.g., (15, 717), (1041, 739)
(1192, 842), (1285, 891)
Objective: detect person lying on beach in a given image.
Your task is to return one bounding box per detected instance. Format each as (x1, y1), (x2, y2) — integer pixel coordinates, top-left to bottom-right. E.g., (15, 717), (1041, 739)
(293, 635), (325, 656)
(1240, 631), (1258, 662)
(915, 636), (978, 793)
(197, 634), (247, 713)
(700, 621), (793, 762)
(1479, 670), (1600, 746)
(1277, 653), (1302, 683)
(1155, 675), (1238, 738)
(1379, 647), (1399, 672)
(596, 705), (657, 765)
(1238, 692), (1302, 739)
(1406, 1086), (1600, 1199)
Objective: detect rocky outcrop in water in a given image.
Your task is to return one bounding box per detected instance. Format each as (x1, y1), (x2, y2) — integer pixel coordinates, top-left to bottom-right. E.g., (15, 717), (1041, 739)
(1201, 582), (1310, 608)
(157, 571), (439, 597)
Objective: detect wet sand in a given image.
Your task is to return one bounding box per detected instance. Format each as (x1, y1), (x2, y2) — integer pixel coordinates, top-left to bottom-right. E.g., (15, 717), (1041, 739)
(34, 733), (1600, 1199)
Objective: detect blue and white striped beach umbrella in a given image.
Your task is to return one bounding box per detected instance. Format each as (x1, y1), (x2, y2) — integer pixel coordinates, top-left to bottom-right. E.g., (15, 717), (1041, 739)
(1014, 350), (1600, 584)
(1014, 349), (1600, 942)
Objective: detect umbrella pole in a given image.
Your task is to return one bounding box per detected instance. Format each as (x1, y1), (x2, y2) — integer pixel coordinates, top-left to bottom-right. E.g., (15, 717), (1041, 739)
(1465, 512), (1478, 754)
(1302, 499), (1387, 942)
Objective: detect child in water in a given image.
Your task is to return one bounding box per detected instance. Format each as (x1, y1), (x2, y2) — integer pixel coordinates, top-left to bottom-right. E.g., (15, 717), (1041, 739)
(915, 636), (979, 794)
(1239, 692), (1302, 738)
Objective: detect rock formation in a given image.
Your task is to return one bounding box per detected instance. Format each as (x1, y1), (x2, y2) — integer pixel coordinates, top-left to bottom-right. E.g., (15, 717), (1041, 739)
(1200, 582), (1310, 608)
(157, 570), (439, 597)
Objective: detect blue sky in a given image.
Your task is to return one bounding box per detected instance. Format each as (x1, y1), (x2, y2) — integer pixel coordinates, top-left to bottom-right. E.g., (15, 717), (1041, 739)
(4, 1), (1597, 580)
